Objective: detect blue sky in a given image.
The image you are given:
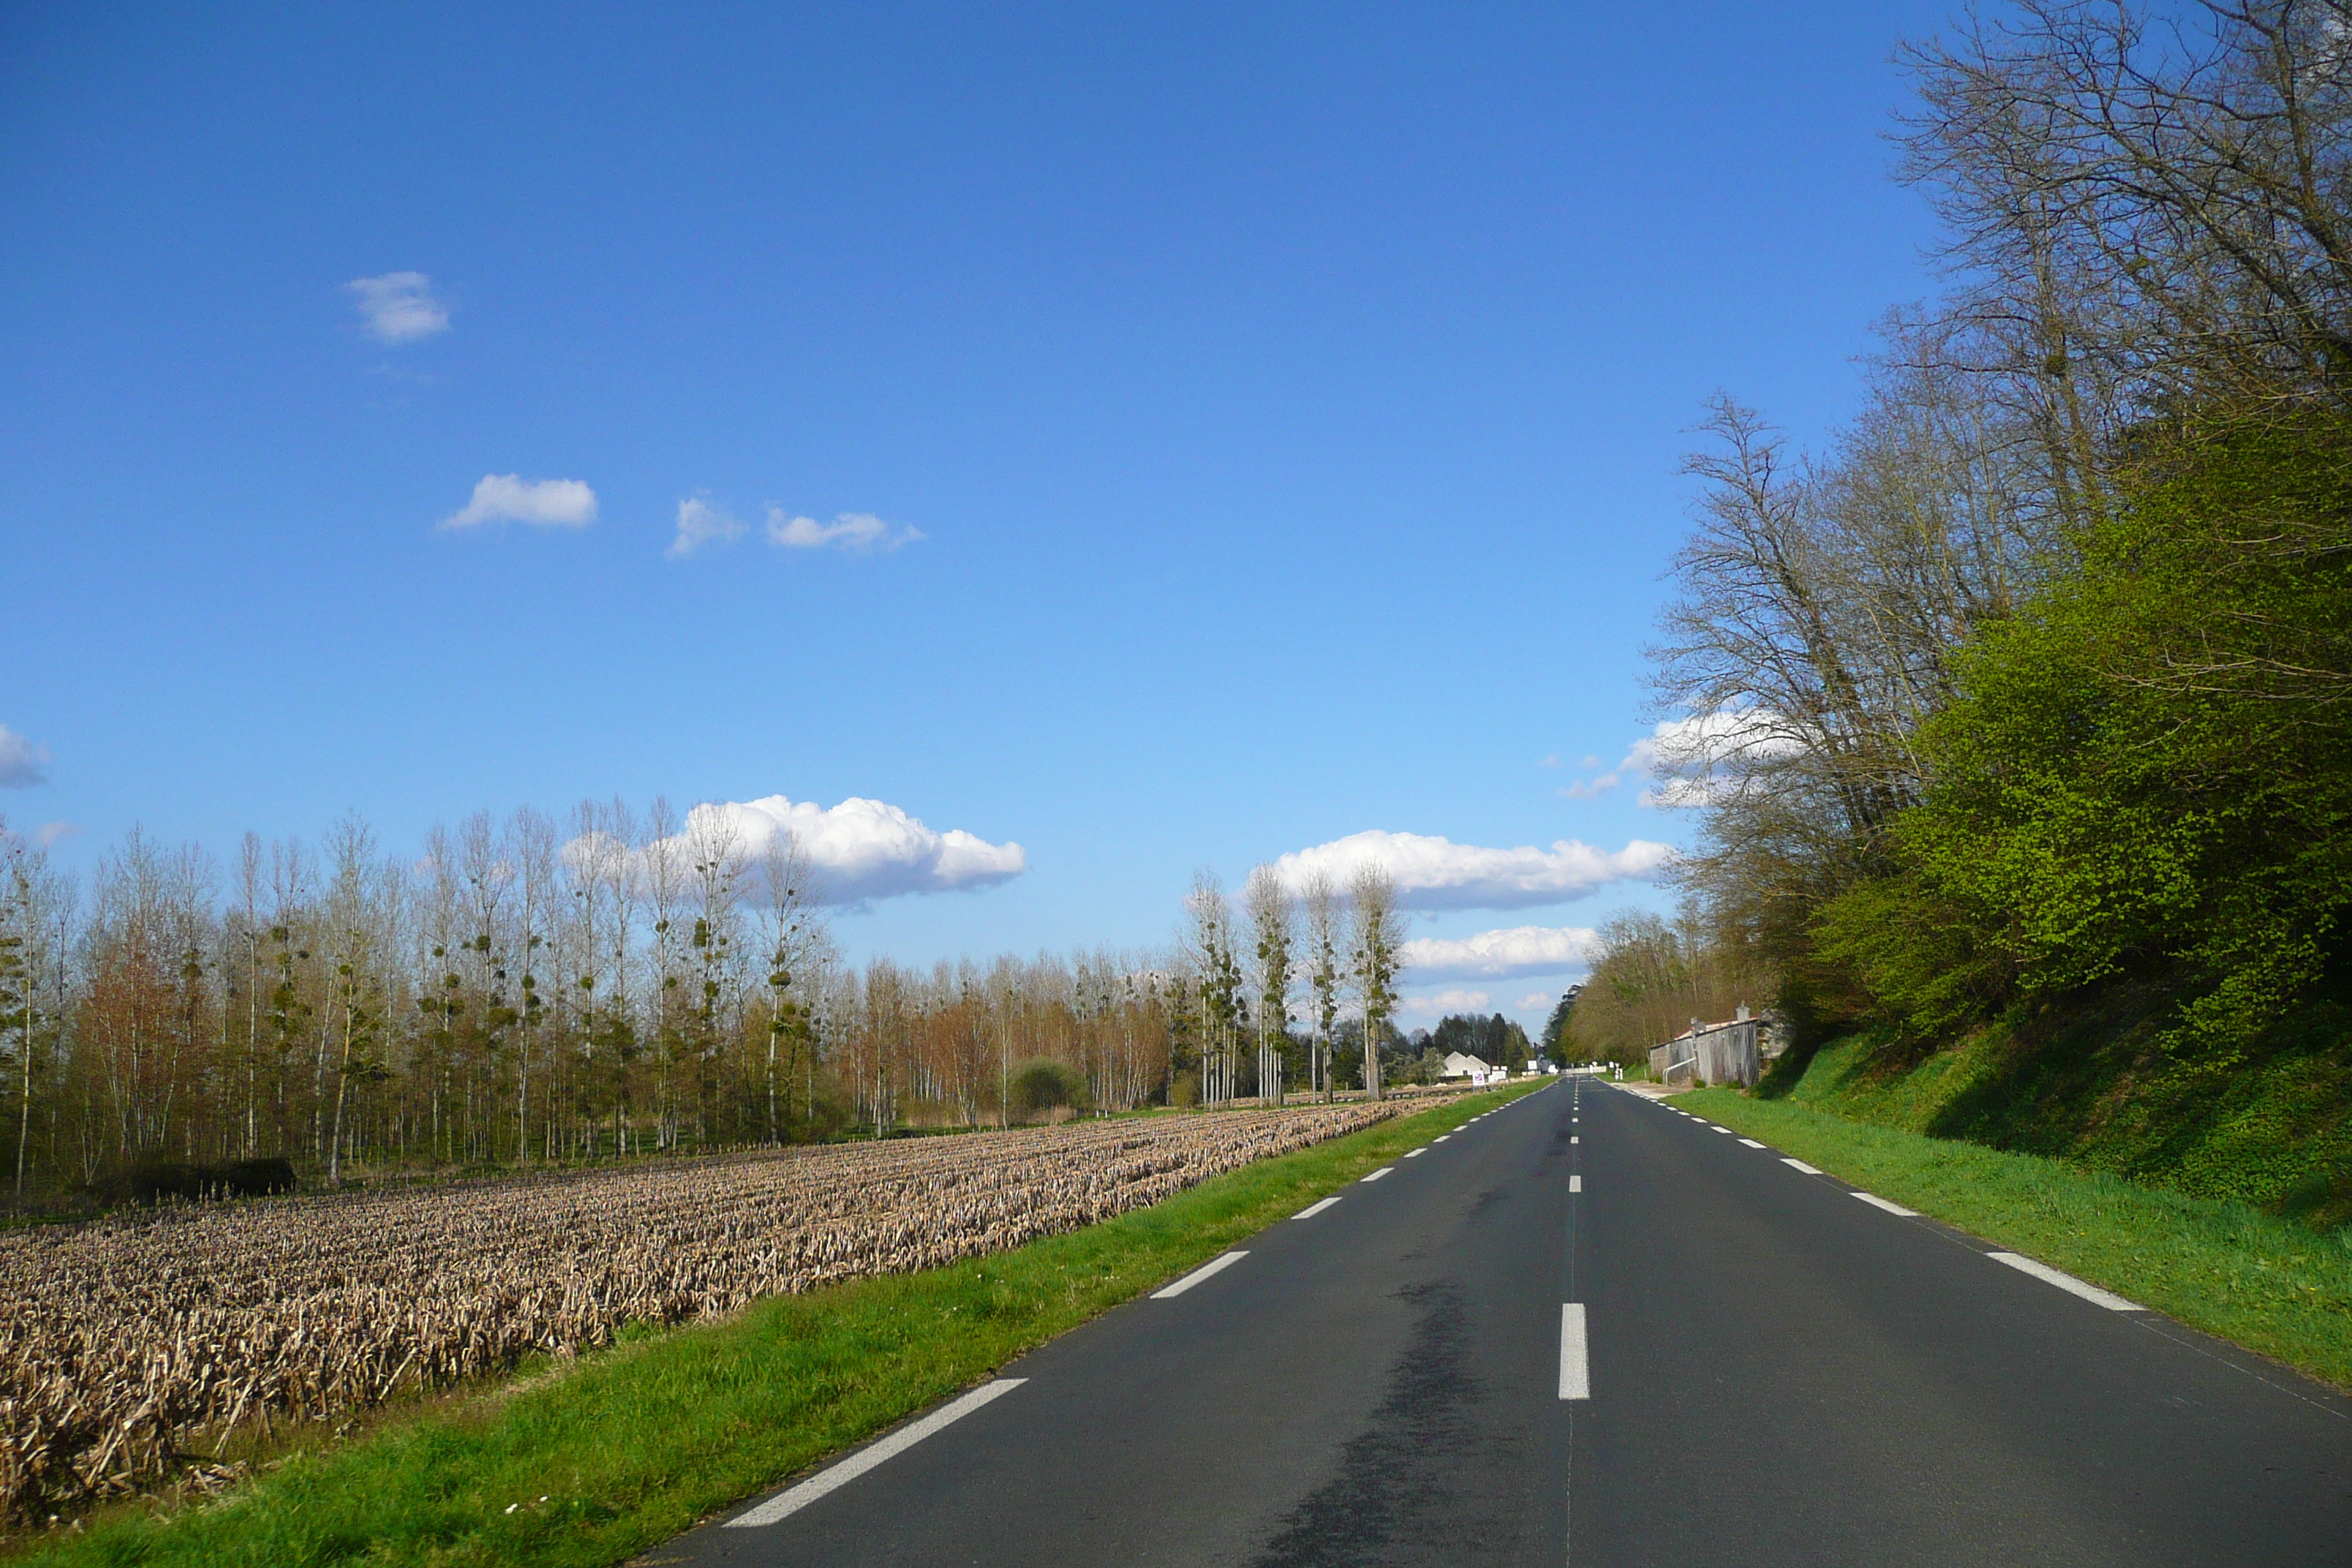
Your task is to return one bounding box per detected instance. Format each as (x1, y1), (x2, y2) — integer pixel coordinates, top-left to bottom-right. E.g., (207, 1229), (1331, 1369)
(1, 1), (1956, 1027)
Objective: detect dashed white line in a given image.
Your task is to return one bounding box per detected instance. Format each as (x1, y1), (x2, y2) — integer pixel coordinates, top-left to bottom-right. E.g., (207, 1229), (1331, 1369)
(726, 1379), (1027, 1526)
(1711, 1126), (1734, 1135)
(1292, 1196), (1342, 1220)
(1152, 1251), (1251, 1298)
(1434, 1134), (1451, 1142)
(1989, 1252), (2142, 1311)
(1558, 1305), (1590, 1400)
(1569, 1175), (1583, 1193)
(1851, 1192), (1918, 1217)
(1570, 1136), (1580, 1145)
(1738, 1138), (1767, 1149)
(1782, 1158), (1823, 1175)
(1403, 1147), (1425, 1158)
(1360, 1166), (1394, 1183)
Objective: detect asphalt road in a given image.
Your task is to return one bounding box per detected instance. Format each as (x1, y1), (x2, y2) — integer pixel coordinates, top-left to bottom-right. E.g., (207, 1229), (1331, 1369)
(651, 1079), (2352, 1567)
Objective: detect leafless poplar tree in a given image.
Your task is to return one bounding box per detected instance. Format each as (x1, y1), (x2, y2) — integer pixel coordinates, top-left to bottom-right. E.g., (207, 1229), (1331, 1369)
(1346, 866), (1403, 1103)
(1243, 865), (1295, 1107)
(1183, 872), (1243, 1106)
(1303, 872), (1343, 1103)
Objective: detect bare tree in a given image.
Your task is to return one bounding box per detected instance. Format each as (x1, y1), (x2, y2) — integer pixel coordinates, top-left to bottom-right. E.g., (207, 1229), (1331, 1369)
(0, 823), (67, 1197)
(1243, 865), (1295, 1107)
(1347, 866), (1404, 1102)
(508, 808), (557, 1163)
(682, 807), (746, 1148)
(1303, 872), (1343, 1102)
(322, 813), (388, 1184)
(757, 829), (821, 1145)
(1183, 873), (1243, 1106)
(1901, 0), (2352, 423)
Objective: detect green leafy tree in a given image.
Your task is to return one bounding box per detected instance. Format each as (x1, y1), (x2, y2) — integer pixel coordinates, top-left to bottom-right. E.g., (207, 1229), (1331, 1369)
(1818, 411), (2352, 1061)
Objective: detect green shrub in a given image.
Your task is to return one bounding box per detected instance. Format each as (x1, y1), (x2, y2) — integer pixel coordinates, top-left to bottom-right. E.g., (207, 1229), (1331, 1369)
(1009, 1059), (1090, 1116)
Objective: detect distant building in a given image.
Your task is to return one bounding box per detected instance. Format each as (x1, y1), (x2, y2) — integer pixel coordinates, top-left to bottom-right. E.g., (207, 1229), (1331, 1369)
(1439, 1051), (1493, 1080)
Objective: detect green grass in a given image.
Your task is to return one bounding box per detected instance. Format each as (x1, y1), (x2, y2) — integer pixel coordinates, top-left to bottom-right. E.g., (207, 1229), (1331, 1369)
(9, 1082), (1547, 1568)
(1678, 1085), (2352, 1389)
(1763, 997), (2352, 1226)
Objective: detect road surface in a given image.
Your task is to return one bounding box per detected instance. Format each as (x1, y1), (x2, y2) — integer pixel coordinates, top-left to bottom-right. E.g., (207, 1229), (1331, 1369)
(649, 1079), (2352, 1567)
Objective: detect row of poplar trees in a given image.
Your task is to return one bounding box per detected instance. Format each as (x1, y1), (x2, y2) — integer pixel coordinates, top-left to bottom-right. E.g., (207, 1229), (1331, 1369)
(1178, 863), (1406, 1107)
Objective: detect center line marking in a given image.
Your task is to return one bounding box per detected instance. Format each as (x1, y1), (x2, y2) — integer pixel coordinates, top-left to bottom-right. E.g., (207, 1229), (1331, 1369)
(1569, 1174), (1583, 1192)
(1360, 1166), (1394, 1183)
(1782, 1158), (1823, 1174)
(727, 1379), (1027, 1526)
(1292, 1196), (1342, 1219)
(1851, 1192), (1918, 1216)
(1570, 1136), (1579, 1144)
(1738, 1138), (1767, 1149)
(1153, 1251), (1250, 1298)
(1558, 1304), (1590, 1400)
(1988, 1252), (2143, 1311)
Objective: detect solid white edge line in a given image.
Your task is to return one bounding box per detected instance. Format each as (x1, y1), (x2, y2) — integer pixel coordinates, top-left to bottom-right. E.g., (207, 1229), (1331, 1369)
(1360, 1166), (1394, 1183)
(1782, 1158), (1823, 1175)
(1292, 1196), (1342, 1220)
(1738, 1138), (1767, 1149)
(727, 1379), (1027, 1526)
(1569, 1175), (1583, 1193)
(1558, 1304), (1590, 1399)
(1851, 1191), (1918, 1217)
(1151, 1249), (1251, 1299)
(1989, 1251), (2143, 1311)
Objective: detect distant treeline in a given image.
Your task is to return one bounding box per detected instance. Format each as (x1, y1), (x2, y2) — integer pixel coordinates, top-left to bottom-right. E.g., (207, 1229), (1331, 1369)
(0, 806), (1445, 1202)
(1569, 1), (2352, 1073)
(0, 801), (1191, 1199)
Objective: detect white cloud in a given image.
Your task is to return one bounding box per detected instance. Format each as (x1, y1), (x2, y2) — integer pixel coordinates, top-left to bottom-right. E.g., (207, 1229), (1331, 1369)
(1272, 829), (1672, 911)
(612, 794), (1025, 905)
(1402, 988), (1493, 1018)
(37, 821), (78, 848)
(440, 475), (598, 532)
(1517, 991), (1556, 1011)
(766, 510), (924, 553)
(0, 725), (52, 788)
(667, 497), (747, 559)
(346, 271), (450, 344)
(1398, 924), (1600, 979)
(1559, 710), (1806, 808)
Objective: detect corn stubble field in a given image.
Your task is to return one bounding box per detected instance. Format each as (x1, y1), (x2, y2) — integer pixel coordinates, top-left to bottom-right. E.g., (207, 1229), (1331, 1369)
(4, 1101), (1424, 1522)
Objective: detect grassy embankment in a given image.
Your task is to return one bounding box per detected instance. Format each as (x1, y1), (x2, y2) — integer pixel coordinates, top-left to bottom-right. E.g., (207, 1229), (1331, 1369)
(12, 1081), (1548, 1568)
(1677, 1076), (2352, 1390)
(1763, 994), (2352, 1226)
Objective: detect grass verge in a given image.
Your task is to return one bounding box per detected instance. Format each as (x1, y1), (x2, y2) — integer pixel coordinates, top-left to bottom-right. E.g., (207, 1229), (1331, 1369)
(12, 1082), (1547, 1568)
(1678, 1086), (2352, 1389)
(1758, 1007), (2352, 1228)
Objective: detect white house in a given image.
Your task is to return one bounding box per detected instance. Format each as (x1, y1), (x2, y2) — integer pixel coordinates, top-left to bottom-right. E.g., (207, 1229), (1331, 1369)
(1439, 1051), (1493, 1081)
